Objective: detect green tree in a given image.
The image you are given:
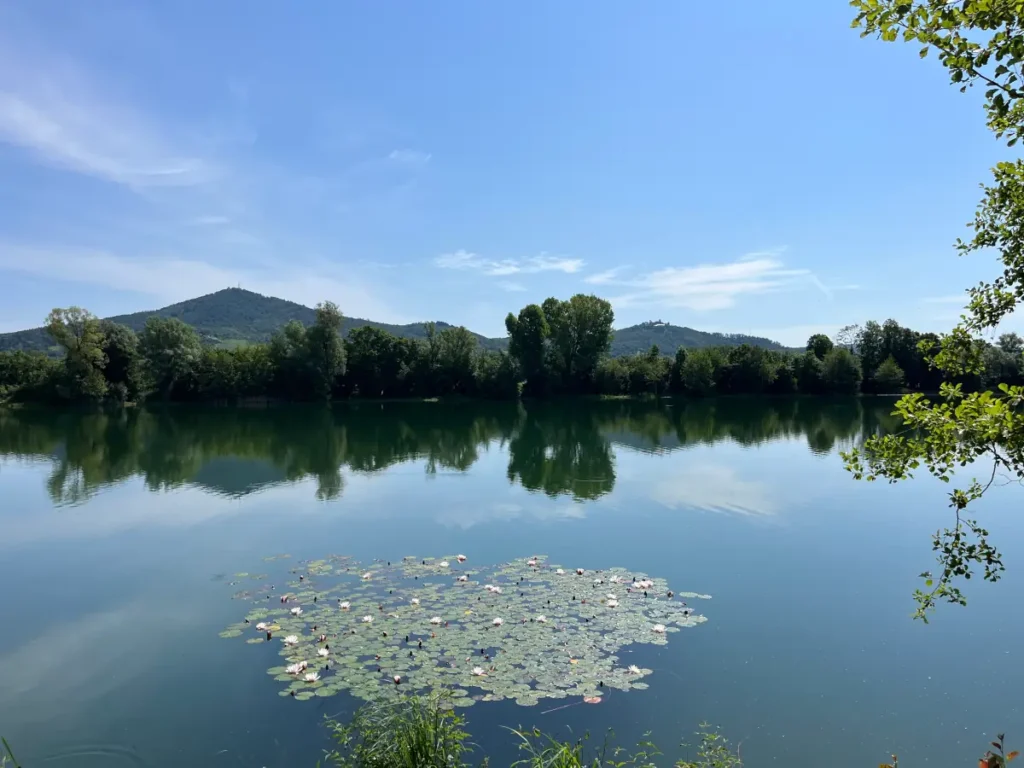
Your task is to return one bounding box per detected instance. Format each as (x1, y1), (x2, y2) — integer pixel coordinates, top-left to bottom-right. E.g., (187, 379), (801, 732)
(305, 301), (346, 400)
(140, 317), (203, 399)
(681, 349), (716, 396)
(434, 326), (477, 395)
(873, 355), (906, 393)
(45, 307), (108, 401)
(998, 332), (1024, 356)
(721, 344), (776, 394)
(670, 347), (688, 393)
(505, 304), (550, 394)
(99, 321), (143, 403)
(845, 0), (1024, 619)
(806, 333), (834, 360)
(822, 347), (861, 394)
(269, 320), (310, 398)
(541, 294), (614, 392)
(794, 351), (826, 394)
(345, 326), (409, 397)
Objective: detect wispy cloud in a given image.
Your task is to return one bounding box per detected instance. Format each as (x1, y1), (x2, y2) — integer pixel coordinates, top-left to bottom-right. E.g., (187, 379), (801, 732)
(497, 281), (527, 292)
(0, 38), (212, 189)
(584, 267), (625, 285)
(434, 249), (584, 277)
(598, 252), (824, 311)
(387, 148), (432, 165)
(0, 242), (407, 323)
(0, 19), (409, 327)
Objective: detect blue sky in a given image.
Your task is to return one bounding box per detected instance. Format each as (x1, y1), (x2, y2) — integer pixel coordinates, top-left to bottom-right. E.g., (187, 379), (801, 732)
(0, 1), (1015, 345)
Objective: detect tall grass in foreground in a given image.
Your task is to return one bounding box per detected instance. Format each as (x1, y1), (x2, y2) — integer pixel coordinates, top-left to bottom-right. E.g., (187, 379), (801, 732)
(319, 694), (1018, 768)
(318, 692), (739, 768)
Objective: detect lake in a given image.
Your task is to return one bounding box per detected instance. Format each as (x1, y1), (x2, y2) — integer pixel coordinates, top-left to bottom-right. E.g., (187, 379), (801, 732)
(0, 398), (1021, 767)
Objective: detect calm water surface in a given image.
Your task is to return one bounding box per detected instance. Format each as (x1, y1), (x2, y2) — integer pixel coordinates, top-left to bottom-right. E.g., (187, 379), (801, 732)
(0, 399), (1021, 767)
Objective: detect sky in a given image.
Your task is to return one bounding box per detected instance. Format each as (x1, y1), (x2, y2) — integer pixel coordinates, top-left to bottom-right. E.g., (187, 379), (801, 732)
(0, 1), (1017, 345)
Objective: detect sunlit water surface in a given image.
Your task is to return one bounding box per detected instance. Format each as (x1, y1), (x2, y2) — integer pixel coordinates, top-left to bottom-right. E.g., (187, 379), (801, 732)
(0, 398), (1020, 767)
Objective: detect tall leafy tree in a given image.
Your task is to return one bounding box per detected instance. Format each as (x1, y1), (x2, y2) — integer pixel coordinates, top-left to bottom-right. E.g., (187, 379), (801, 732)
(822, 347), (861, 394)
(140, 317), (203, 399)
(434, 326), (477, 395)
(845, 0), (1024, 619)
(806, 333), (834, 360)
(45, 307), (108, 400)
(681, 349), (716, 396)
(542, 294), (614, 391)
(305, 301), (346, 400)
(505, 304), (550, 394)
(100, 321), (143, 403)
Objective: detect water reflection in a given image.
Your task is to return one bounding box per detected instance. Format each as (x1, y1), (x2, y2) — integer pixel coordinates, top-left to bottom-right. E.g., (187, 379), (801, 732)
(0, 398), (901, 505)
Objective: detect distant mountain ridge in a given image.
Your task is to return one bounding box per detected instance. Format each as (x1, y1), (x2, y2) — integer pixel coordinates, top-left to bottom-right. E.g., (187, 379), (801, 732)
(0, 288), (790, 356)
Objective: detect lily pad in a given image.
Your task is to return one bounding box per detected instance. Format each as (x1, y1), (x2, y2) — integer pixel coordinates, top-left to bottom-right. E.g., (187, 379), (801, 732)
(222, 554), (708, 708)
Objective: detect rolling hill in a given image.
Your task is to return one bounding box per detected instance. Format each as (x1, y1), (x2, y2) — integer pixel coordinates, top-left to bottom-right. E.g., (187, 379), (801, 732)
(0, 288), (503, 354)
(0, 288), (790, 357)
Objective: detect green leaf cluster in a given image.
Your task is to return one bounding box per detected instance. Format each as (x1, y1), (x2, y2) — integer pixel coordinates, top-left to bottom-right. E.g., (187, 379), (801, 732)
(846, 0), (1024, 619)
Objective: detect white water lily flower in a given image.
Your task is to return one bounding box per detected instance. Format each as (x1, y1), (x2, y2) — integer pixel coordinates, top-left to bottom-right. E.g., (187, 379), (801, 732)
(483, 584), (494, 592)
(304, 672), (320, 682)
(606, 593), (617, 600)
(652, 624), (666, 634)
(255, 622), (269, 631)
(439, 561), (450, 568)
(290, 606), (303, 616)
(593, 578), (603, 585)
(527, 559), (538, 566)
(607, 599), (619, 608)
(636, 579), (654, 590)
(339, 601), (351, 610)
(286, 662), (306, 674)
(628, 665), (642, 675)
(361, 615), (373, 623)
(410, 598), (420, 605)
(318, 648), (330, 658)
(457, 554), (467, 562)
(283, 635), (299, 645)
(555, 569), (565, 575)
(610, 575), (622, 584)
(576, 568), (585, 575)
(491, 586), (502, 594)
(361, 572), (372, 580)
(457, 575), (468, 582)
(471, 666), (487, 676)
(537, 615), (547, 623)
(430, 616), (443, 625)
(492, 617), (504, 626)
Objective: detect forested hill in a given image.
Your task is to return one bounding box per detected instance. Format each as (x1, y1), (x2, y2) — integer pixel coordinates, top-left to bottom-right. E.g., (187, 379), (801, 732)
(610, 321), (789, 355)
(0, 288), (789, 356)
(0, 288), (503, 354)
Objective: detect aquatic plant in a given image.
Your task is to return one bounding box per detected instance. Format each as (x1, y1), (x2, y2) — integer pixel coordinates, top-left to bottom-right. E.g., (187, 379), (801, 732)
(321, 692), (473, 768)
(222, 555), (709, 707)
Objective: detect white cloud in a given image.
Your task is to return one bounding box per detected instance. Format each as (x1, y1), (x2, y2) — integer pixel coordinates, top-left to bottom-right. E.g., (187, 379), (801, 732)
(388, 148), (432, 165)
(584, 267), (625, 285)
(434, 250), (583, 277)
(599, 252), (827, 311)
(0, 25), (407, 326)
(497, 281), (527, 292)
(0, 242), (408, 323)
(0, 38), (212, 189)
(649, 463), (777, 517)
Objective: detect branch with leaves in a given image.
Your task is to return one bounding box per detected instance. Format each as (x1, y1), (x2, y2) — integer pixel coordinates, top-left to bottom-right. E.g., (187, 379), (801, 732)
(845, 0), (1024, 619)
